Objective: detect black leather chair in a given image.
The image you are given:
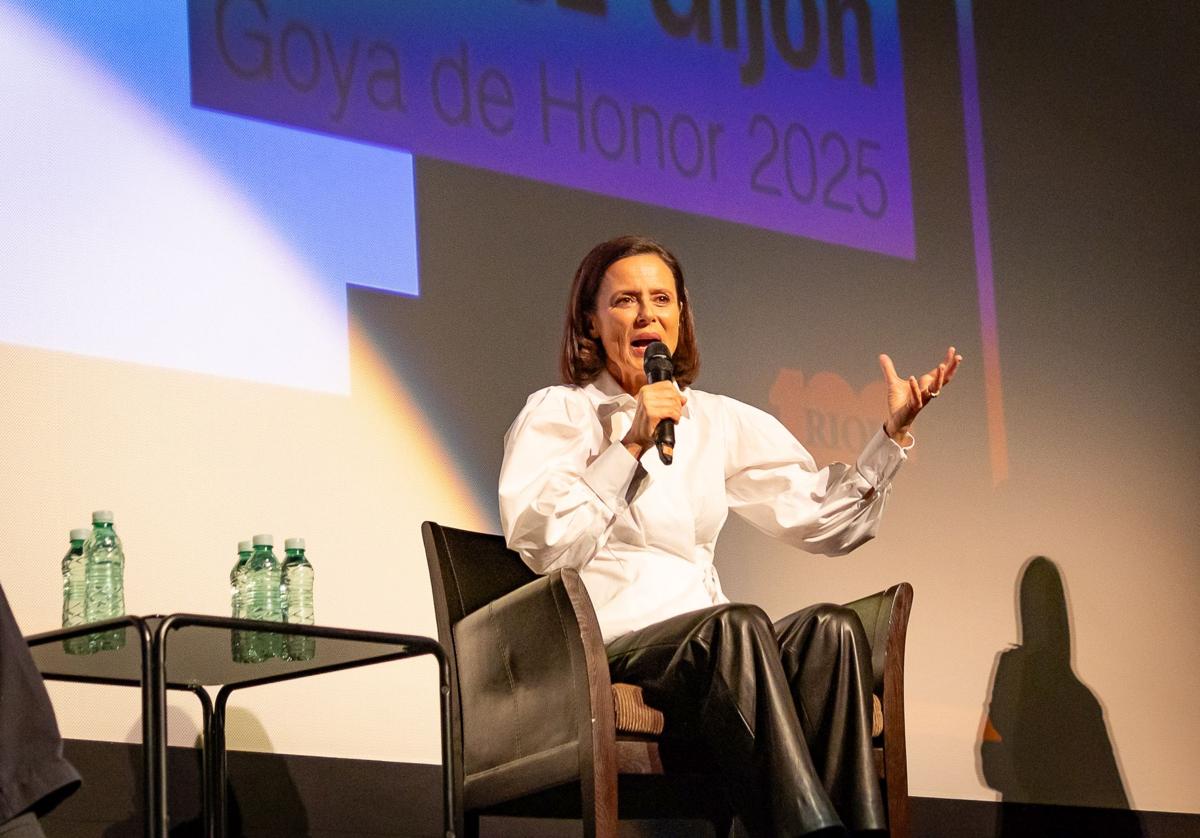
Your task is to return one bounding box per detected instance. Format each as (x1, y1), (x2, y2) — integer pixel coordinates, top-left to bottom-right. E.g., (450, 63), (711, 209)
(422, 521), (912, 837)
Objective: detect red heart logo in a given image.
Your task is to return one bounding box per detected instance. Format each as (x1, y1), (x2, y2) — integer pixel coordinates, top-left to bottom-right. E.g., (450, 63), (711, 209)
(769, 368), (901, 465)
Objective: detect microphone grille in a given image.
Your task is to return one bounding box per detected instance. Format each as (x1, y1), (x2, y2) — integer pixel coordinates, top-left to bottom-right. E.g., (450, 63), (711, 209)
(643, 341), (673, 379)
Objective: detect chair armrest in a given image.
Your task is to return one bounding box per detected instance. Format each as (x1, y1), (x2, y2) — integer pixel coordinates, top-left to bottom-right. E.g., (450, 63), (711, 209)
(843, 582), (913, 695)
(453, 568), (616, 806)
(845, 582), (913, 834)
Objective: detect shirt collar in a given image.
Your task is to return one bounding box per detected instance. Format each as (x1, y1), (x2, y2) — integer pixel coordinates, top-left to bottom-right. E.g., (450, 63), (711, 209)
(583, 370), (690, 417)
(583, 369), (634, 406)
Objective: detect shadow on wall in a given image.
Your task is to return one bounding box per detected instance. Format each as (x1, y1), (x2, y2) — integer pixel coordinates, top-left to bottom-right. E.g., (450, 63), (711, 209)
(102, 707), (206, 838)
(100, 706), (309, 837)
(219, 707), (310, 837)
(978, 556), (1141, 837)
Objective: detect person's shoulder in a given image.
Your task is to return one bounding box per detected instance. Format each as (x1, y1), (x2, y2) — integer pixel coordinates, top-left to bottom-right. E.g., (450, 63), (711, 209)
(689, 387), (767, 421)
(694, 389), (795, 443)
(680, 387), (770, 435)
(503, 383), (597, 455)
(523, 382), (576, 402)
(516, 382), (592, 423)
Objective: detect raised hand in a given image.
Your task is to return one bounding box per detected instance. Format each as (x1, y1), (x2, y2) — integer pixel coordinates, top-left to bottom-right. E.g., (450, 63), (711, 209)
(878, 346), (962, 444)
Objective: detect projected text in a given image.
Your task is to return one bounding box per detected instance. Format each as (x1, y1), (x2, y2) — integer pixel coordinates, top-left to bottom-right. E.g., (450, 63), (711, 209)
(190, 0), (914, 258)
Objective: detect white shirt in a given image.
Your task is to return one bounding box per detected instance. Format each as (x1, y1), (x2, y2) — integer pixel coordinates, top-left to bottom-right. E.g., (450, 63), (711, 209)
(499, 371), (910, 641)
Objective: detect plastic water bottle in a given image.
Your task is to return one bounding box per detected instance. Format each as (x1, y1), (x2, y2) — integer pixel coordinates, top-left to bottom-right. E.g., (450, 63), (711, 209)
(61, 528), (91, 655)
(242, 534), (282, 662)
(230, 540), (253, 618)
(282, 538), (315, 661)
(83, 510), (126, 651)
(229, 540), (253, 663)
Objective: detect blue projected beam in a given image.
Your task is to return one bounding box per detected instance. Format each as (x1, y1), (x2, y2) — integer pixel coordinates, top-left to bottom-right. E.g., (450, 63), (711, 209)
(189, 0), (914, 259)
(0, 1), (419, 394)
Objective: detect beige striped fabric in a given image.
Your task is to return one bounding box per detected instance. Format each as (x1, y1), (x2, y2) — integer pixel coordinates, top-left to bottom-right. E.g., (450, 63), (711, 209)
(612, 683), (665, 736)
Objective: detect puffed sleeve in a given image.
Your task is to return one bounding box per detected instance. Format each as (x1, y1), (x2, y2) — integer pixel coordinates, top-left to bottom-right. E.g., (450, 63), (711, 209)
(499, 387), (642, 574)
(721, 397), (909, 555)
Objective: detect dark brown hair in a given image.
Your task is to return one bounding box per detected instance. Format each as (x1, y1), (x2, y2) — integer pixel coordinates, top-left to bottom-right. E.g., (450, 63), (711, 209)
(560, 235), (700, 387)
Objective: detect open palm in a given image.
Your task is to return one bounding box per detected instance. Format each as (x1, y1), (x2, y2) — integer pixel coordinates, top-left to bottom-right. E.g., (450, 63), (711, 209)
(878, 346), (962, 442)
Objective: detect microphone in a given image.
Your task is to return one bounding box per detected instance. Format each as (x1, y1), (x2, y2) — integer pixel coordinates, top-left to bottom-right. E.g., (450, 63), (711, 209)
(642, 340), (675, 465)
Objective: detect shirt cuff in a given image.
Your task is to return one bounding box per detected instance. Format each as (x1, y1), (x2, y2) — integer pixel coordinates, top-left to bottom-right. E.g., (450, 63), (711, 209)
(856, 426), (909, 488)
(581, 441), (641, 513)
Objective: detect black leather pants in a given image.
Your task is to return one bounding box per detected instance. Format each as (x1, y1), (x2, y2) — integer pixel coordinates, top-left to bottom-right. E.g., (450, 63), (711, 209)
(605, 602), (885, 837)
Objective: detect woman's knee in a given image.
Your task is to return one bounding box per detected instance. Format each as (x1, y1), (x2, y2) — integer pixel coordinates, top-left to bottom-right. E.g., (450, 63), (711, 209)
(709, 602), (776, 639)
(813, 603), (868, 641)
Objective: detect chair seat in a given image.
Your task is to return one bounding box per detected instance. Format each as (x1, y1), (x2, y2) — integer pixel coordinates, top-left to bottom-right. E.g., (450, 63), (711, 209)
(612, 683), (884, 739)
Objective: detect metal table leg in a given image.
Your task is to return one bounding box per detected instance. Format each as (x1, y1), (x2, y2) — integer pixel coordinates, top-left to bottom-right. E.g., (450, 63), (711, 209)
(132, 618), (161, 838)
(211, 685), (235, 838)
(148, 617), (178, 837)
(188, 686), (215, 838)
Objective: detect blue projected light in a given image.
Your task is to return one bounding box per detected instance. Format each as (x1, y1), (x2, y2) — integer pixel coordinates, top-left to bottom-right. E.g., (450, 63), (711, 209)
(0, 1), (419, 393)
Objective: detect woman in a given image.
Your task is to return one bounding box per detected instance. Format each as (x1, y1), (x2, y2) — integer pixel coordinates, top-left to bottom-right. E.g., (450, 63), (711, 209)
(499, 236), (960, 837)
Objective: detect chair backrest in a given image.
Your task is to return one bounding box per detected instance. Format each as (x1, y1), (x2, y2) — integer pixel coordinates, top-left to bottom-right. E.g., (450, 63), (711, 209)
(422, 520), (543, 827)
(422, 521), (538, 641)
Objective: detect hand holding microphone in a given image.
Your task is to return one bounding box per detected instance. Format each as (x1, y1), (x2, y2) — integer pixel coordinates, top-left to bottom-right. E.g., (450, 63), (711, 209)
(619, 341), (684, 464)
(641, 341), (679, 465)
(619, 341), (683, 464)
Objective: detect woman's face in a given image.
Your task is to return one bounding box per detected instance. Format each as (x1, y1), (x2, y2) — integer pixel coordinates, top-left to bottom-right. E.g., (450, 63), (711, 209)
(589, 253), (682, 394)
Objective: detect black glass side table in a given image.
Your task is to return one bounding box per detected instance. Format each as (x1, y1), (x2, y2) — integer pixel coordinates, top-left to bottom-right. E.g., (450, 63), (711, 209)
(26, 615), (455, 837)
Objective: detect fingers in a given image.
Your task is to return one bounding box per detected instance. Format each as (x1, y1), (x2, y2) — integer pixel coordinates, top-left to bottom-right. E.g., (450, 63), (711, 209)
(640, 380), (684, 421)
(926, 347), (962, 398)
(627, 381), (685, 451)
(878, 353), (902, 383)
(910, 346), (963, 396)
(942, 346), (962, 383)
(930, 363), (946, 395)
(908, 375), (923, 410)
